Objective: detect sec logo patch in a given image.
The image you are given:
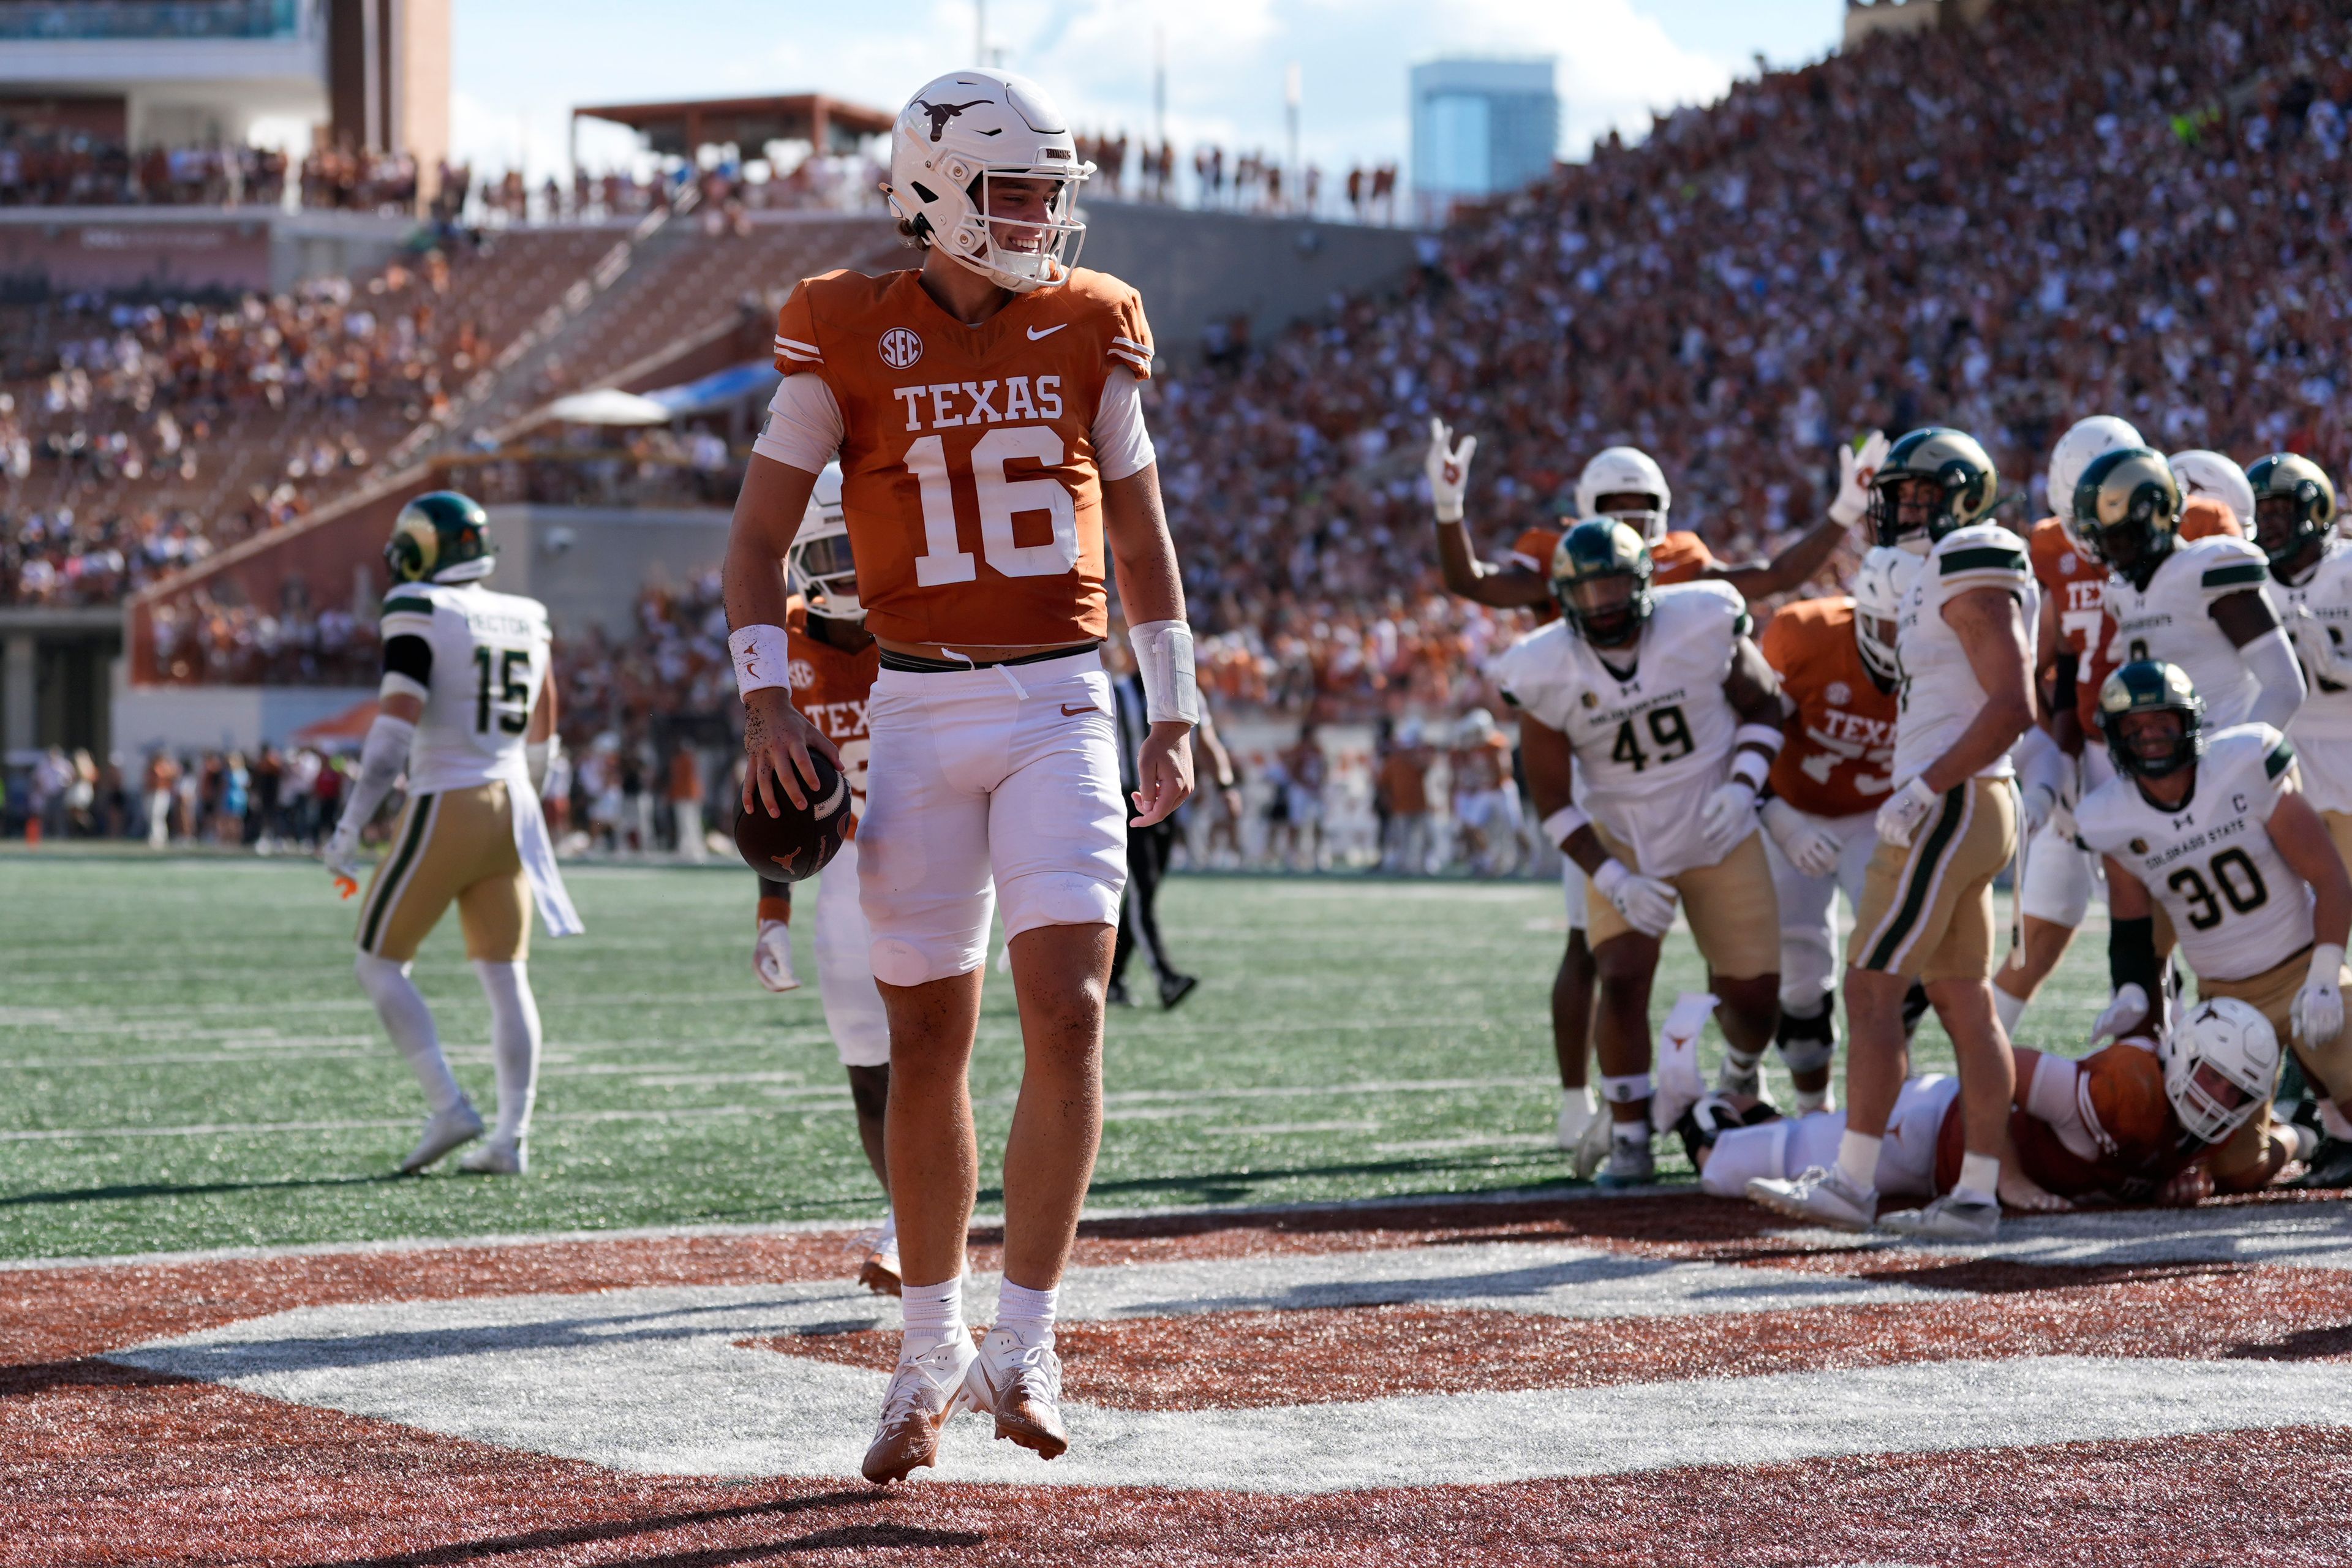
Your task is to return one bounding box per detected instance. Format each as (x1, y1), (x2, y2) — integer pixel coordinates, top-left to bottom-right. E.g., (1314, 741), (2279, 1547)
(878, 327), (924, 369)
(787, 658), (815, 691)
(1826, 681), (1851, 706)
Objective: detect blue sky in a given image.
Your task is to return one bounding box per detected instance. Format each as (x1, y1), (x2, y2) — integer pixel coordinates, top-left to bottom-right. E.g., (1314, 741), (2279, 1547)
(451, 0), (1847, 182)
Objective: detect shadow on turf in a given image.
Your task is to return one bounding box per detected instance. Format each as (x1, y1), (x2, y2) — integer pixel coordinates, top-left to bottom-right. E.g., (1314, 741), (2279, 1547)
(288, 1491), (982, 1567)
(0, 1172), (402, 1208)
(998, 1151), (1577, 1210)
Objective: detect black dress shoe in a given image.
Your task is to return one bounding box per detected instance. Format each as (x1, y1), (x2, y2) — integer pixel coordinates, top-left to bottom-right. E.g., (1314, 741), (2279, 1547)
(1158, 973), (1198, 1011)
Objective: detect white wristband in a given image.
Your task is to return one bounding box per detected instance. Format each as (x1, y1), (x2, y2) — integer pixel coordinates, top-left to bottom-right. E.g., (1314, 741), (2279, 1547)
(1128, 618), (1200, 725)
(2311, 943), (2348, 989)
(1542, 804), (1591, 849)
(729, 624), (792, 698)
(1591, 858), (1631, 897)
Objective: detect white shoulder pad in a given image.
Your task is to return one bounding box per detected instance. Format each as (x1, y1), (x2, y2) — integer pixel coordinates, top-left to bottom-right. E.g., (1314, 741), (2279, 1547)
(2188, 534), (2272, 599)
(1493, 622), (1580, 730)
(2205, 723), (2296, 807)
(2071, 775), (2134, 856)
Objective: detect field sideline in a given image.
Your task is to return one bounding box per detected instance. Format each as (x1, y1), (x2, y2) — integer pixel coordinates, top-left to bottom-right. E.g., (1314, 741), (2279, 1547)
(1, 852), (2114, 1262)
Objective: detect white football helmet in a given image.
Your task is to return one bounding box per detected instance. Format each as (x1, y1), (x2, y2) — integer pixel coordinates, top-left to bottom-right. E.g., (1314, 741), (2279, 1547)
(1575, 447), (1673, 543)
(2047, 415), (2143, 533)
(2168, 449), (2255, 534)
(1851, 545), (1919, 685)
(882, 69), (1094, 294)
(2160, 997), (2278, 1144)
(785, 463), (859, 622)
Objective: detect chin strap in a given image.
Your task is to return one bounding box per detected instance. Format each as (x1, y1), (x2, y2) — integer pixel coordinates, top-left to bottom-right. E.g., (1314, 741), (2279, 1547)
(1128, 619), (1200, 725)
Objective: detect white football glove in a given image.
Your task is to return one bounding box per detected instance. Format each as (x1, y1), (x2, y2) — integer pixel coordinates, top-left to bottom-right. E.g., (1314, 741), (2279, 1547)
(1425, 417), (1477, 522)
(753, 918), (802, 993)
(2090, 982), (2150, 1046)
(1875, 775), (1941, 848)
(2295, 943), (2346, 1046)
(1762, 797), (1841, 879)
(2019, 780), (2060, 842)
(322, 823), (364, 896)
(1828, 429), (1893, 528)
(1593, 857), (1678, 938)
(1698, 782), (1760, 862)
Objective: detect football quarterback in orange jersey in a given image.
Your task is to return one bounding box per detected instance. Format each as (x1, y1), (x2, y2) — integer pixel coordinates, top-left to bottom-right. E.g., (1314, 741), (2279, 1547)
(1425, 424), (1886, 1161)
(1994, 415), (2254, 1037)
(1691, 998), (2302, 1206)
(721, 68), (1195, 1485)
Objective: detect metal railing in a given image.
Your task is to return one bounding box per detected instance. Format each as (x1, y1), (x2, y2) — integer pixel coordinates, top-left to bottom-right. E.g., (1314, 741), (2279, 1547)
(0, 0), (303, 40)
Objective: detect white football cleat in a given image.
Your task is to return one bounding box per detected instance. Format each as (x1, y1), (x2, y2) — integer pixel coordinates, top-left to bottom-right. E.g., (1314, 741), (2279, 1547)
(1746, 1164), (1877, 1232)
(399, 1100), (483, 1174)
(1596, 1136), (1655, 1189)
(1555, 1088), (1597, 1152)
(862, 1335), (980, 1485)
(1879, 1190), (1999, 1242)
(753, 919), (801, 993)
(459, 1136), (527, 1176)
(1570, 1104), (1613, 1180)
(960, 1325), (1067, 1460)
(847, 1221), (902, 1297)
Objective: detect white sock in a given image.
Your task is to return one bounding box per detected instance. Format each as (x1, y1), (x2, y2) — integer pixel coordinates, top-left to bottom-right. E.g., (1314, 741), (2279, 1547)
(2321, 1100), (2352, 1141)
(994, 1278), (1059, 1343)
(1993, 984), (2028, 1035)
(472, 960), (543, 1144)
(1723, 1046), (1763, 1074)
(1836, 1129), (1882, 1193)
(1558, 1085), (1596, 1136)
(1599, 1072), (1652, 1105)
(1795, 1087), (1831, 1115)
(355, 953), (464, 1115)
(1610, 1119), (1649, 1148)
(900, 1276), (964, 1361)
(1956, 1152), (2002, 1204)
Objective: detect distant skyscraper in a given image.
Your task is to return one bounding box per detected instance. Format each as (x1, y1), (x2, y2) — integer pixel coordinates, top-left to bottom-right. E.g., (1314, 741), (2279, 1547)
(1409, 58), (1558, 224)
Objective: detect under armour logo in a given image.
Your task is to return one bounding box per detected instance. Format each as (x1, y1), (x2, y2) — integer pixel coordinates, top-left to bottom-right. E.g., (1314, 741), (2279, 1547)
(915, 98), (987, 141)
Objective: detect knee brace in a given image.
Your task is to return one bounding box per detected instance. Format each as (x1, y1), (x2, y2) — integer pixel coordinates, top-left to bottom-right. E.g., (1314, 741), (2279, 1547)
(1774, 1002), (1838, 1076)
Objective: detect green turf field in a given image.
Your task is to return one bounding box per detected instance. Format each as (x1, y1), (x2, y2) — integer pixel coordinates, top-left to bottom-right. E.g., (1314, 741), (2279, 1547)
(0, 851), (2114, 1260)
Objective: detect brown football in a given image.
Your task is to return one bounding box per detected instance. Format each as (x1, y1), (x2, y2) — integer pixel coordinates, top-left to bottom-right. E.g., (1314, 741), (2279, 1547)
(733, 748), (853, 881)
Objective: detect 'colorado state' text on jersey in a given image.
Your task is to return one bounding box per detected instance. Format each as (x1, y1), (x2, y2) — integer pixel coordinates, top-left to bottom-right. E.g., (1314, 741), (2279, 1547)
(1760, 596), (1898, 819)
(2274, 537), (2352, 814)
(785, 598), (879, 806)
(2101, 533), (2274, 729)
(1891, 524), (2034, 783)
(1494, 580), (1751, 878)
(773, 266), (1152, 648)
(379, 580), (551, 796)
(2075, 725), (2309, 983)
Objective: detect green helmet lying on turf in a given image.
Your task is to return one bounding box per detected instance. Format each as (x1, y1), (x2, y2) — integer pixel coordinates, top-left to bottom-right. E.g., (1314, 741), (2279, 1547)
(2097, 658), (2205, 780)
(385, 490), (496, 585)
(2071, 447), (2181, 591)
(1866, 427), (1999, 547)
(2247, 452), (2338, 570)
(1550, 518), (1654, 648)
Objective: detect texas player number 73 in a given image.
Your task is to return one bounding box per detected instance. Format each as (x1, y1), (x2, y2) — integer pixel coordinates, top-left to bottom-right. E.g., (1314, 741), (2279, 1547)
(905, 427), (1082, 585)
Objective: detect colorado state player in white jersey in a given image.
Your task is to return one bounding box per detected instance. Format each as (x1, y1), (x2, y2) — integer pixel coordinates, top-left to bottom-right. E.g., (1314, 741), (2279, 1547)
(2252, 454), (2352, 872)
(2072, 446), (2305, 736)
(722, 69), (1195, 1483)
(1749, 429), (2049, 1240)
(1497, 519), (1789, 1188)
(323, 492), (584, 1177)
(2075, 659), (2352, 1188)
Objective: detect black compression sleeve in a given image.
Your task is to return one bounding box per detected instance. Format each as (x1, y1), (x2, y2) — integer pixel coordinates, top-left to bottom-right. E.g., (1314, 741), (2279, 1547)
(2110, 915), (2160, 999)
(758, 876), (793, 901)
(2052, 650), (2078, 715)
(383, 633), (433, 685)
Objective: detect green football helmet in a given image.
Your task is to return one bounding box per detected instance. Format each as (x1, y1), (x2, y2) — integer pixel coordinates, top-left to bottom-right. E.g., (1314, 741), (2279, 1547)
(1866, 427), (2000, 547)
(2072, 447), (2182, 591)
(2246, 452), (2338, 570)
(2097, 659), (2204, 780)
(1550, 518), (1654, 648)
(385, 490), (495, 585)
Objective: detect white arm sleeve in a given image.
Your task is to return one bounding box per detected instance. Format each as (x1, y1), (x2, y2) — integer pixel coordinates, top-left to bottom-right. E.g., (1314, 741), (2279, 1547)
(751, 374), (845, 472)
(335, 714), (415, 837)
(1093, 366), (1156, 481)
(2240, 626), (2309, 732)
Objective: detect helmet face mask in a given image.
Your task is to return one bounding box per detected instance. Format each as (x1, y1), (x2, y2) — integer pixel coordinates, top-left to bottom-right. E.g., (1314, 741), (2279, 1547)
(2071, 447), (2182, 590)
(2246, 452), (2339, 571)
(1851, 545), (1917, 686)
(1551, 519), (1655, 649)
(884, 69), (1093, 295)
(2161, 998), (2278, 1145)
(2096, 658), (2204, 780)
(1866, 427), (1999, 548)
(786, 464), (861, 622)
(385, 490), (494, 585)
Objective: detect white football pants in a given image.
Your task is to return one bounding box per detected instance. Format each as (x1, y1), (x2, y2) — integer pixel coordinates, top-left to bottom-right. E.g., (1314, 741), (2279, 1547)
(1698, 1074), (1957, 1200)
(1762, 807), (1880, 1015)
(815, 835), (891, 1068)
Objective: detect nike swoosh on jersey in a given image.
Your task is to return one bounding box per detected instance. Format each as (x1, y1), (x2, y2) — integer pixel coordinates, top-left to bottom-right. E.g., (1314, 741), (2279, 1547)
(1061, 703), (1102, 717)
(1027, 323), (1069, 341)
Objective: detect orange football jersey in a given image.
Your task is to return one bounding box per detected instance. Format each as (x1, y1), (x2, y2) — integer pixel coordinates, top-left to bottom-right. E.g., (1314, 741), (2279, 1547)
(1512, 525), (1564, 624)
(1758, 597), (1898, 819)
(785, 598), (880, 805)
(2034, 500), (2244, 732)
(1651, 529), (1716, 586)
(772, 266), (1153, 647)
(1932, 1042), (2193, 1201)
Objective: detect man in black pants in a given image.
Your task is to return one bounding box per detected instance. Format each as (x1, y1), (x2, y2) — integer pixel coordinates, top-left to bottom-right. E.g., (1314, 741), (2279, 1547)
(1109, 647), (1233, 1008)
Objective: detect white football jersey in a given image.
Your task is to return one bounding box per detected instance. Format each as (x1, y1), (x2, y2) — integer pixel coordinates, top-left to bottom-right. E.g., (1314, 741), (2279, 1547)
(379, 579), (552, 796)
(1495, 581), (1749, 878)
(2075, 725), (2310, 984)
(1890, 524), (2035, 783)
(2275, 538), (2352, 813)
(2100, 534), (2274, 728)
